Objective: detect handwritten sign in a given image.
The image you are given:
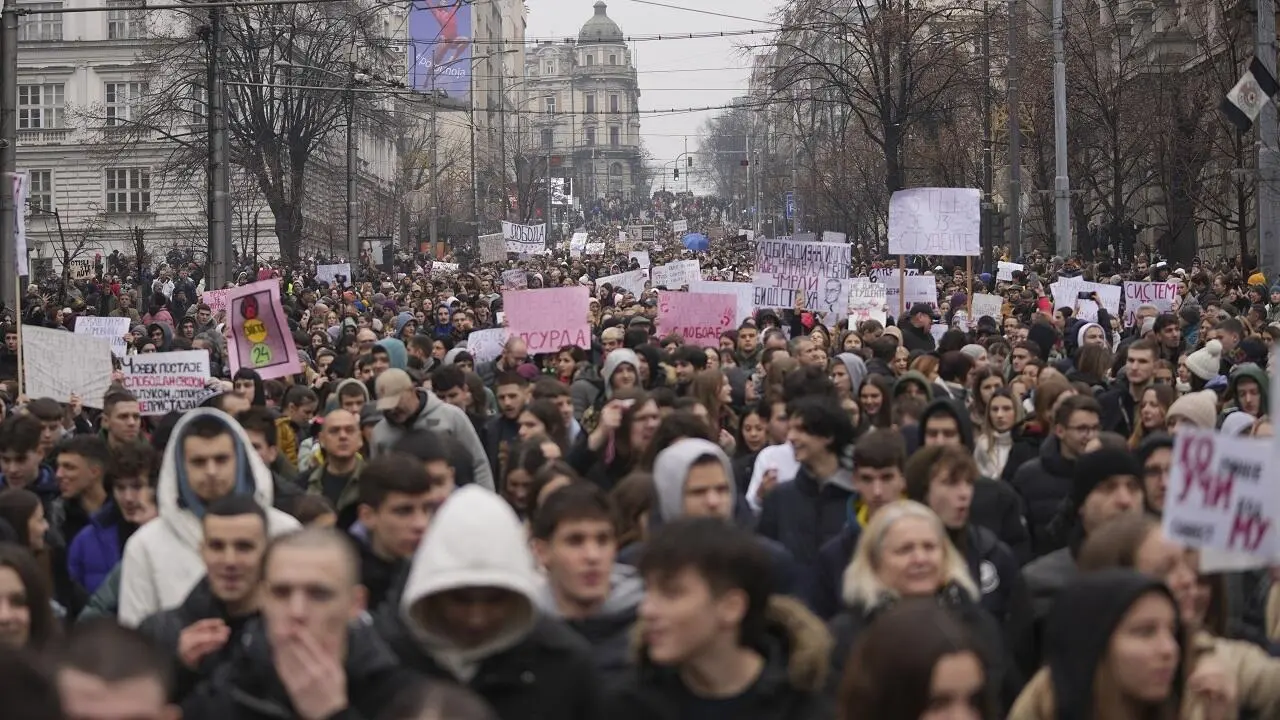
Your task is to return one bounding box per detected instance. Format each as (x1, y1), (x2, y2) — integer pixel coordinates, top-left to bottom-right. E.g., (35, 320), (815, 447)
(689, 281), (755, 327)
(870, 267), (918, 283)
(971, 293), (1003, 322)
(672, 219), (688, 234)
(503, 287), (590, 354)
(1050, 278), (1121, 323)
(501, 270), (528, 291)
(868, 271), (938, 318)
(201, 288), (232, 314)
(23, 325), (112, 408)
(1163, 429), (1280, 561)
(848, 278), (888, 326)
(997, 261), (1024, 282)
(466, 328), (508, 365)
(121, 350), (211, 415)
(225, 279), (302, 381)
(752, 239), (850, 309)
(629, 251), (651, 269)
(315, 263), (351, 286)
(888, 187), (981, 256)
(651, 260), (701, 289)
(74, 316), (130, 358)
(1123, 281), (1180, 327)
(430, 262), (459, 276)
(657, 292), (735, 346)
(585, 242), (605, 256)
(822, 230), (847, 243)
(479, 233), (506, 264)
(502, 221), (546, 254)
(569, 232), (588, 257)
(596, 269), (649, 297)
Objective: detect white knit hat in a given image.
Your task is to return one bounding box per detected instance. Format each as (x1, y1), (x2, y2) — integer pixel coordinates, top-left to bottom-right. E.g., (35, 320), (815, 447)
(1166, 389), (1219, 429)
(1186, 340), (1222, 381)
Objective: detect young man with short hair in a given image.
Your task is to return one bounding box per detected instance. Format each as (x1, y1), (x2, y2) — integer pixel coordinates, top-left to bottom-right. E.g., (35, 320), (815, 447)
(50, 435), (112, 548)
(304, 408), (365, 529)
(605, 518), (831, 720)
(0, 413), (60, 502)
(100, 390), (143, 451)
(432, 364), (488, 445)
(1099, 338), (1157, 438)
(68, 442), (158, 595)
(485, 370), (529, 476)
(26, 397), (74, 457)
(235, 408), (303, 507)
(354, 452), (445, 610)
(533, 377), (581, 444)
(532, 483), (643, 687)
(1012, 394), (1102, 558)
(55, 619), (180, 720)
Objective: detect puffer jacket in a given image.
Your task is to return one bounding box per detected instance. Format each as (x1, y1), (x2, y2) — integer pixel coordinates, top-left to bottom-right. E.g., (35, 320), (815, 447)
(66, 502), (126, 595)
(1010, 435), (1077, 558)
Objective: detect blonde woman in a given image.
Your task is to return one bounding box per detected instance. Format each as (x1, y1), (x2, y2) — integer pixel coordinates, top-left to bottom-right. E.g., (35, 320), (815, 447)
(828, 500), (1017, 710)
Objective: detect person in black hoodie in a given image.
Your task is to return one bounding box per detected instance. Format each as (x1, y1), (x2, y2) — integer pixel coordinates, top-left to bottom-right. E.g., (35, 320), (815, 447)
(899, 303), (938, 353)
(915, 398), (1031, 563)
(606, 518), (833, 720)
(1010, 394), (1101, 558)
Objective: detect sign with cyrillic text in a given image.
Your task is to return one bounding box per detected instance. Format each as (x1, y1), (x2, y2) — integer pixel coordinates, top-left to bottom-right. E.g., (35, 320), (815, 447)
(503, 287), (590, 354)
(689, 281), (755, 327)
(752, 239), (850, 310)
(672, 219), (688, 233)
(502, 222), (546, 254)
(74, 316), (130, 358)
(1123, 281), (1180, 327)
(479, 233), (506, 263)
(658, 292), (735, 346)
(121, 350), (212, 415)
(997, 261), (1023, 282)
(888, 187), (981, 256)
(596, 269), (649, 298)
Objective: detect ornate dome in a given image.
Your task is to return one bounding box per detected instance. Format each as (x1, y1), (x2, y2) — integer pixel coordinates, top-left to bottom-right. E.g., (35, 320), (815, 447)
(579, 2), (624, 44)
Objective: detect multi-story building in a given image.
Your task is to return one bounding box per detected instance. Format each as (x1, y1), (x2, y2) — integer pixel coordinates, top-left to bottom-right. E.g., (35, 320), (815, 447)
(14, 0), (408, 274)
(522, 1), (644, 208)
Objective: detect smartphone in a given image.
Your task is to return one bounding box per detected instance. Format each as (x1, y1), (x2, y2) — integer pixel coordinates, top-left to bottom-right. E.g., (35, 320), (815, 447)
(1077, 291), (1093, 300)
(617, 399), (636, 409)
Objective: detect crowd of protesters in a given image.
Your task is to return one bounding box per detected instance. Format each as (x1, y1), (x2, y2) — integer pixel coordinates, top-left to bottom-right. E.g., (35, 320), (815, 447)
(0, 197), (1276, 720)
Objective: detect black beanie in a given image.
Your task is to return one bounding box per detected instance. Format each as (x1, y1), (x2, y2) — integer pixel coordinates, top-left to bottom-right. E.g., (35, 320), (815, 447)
(1136, 433), (1175, 468)
(1071, 447), (1141, 509)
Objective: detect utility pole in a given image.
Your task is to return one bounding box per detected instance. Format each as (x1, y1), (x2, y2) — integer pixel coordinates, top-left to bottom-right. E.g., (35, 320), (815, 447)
(1007, 0), (1022, 259)
(981, 0), (994, 272)
(545, 121), (553, 249)
(683, 136), (689, 194)
(346, 68), (359, 282)
(498, 57), (507, 221)
(470, 70), (479, 244)
(205, 6), (230, 290)
(0, 0), (17, 307)
(429, 85), (439, 253)
(791, 137), (799, 235)
(1052, 0), (1071, 257)
(1256, 0), (1279, 280)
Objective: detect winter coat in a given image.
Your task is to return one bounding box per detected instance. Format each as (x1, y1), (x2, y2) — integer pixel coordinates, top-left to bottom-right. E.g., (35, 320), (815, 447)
(1022, 546), (1077, 629)
(534, 565), (644, 690)
(77, 563), (120, 622)
(971, 478), (1033, 565)
(1010, 435), (1077, 558)
(604, 596), (834, 720)
(137, 577), (251, 702)
(569, 362), (604, 421)
(1097, 378), (1146, 439)
(756, 465), (857, 598)
(370, 388), (494, 491)
(66, 502), (126, 594)
(117, 409), (301, 627)
(899, 320), (937, 353)
(1000, 422), (1048, 485)
(974, 430), (1014, 480)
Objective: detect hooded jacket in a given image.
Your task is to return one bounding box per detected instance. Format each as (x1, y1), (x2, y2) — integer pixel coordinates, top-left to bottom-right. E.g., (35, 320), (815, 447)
(117, 409), (301, 627)
(1010, 434), (1077, 558)
(370, 388), (494, 491)
(380, 486), (601, 719)
(371, 338), (407, 370)
(534, 564), (644, 688)
(892, 370), (934, 401)
(147, 321), (175, 352)
(833, 353), (867, 396)
(601, 349), (640, 401)
(604, 596), (833, 720)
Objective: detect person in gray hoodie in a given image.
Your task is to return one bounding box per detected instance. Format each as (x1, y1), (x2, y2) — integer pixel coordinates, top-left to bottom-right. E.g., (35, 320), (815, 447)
(531, 483), (643, 688)
(370, 368), (494, 490)
(378, 485), (601, 720)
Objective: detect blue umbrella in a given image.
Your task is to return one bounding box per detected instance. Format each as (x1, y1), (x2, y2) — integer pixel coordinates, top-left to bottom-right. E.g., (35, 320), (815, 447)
(681, 232), (709, 252)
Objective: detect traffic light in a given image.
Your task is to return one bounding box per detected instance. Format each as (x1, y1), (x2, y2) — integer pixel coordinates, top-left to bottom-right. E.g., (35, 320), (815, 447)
(674, 169), (680, 179)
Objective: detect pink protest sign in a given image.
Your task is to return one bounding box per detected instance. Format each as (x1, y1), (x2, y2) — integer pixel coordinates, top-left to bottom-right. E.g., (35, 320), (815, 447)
(201, 288), (232, 314)
(225, 279), (302, 381)
(503, 286), (590, 354)
(1123, 281), (1180, 326)
(658, 291), (735, 346)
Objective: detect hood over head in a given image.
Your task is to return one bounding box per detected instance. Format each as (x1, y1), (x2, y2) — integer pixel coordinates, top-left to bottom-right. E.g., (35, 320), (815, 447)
(602, 348), (640, 399)
(1227, 362), (1268, 409)
(394, 311), (415, 338)
(916, 398), (975, 450)
(324, 377), (370, 412)
(893, 370), (934, 401)
(442, 346), (469, 366)
(835, 353), (868, 396)
(651, 438), (733, 524)
(147, 322), (174, 351)
(372, 338), (408, 370)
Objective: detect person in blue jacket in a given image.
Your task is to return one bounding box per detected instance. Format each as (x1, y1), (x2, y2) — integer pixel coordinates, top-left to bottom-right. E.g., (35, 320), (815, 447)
(67, 443), (159, 595)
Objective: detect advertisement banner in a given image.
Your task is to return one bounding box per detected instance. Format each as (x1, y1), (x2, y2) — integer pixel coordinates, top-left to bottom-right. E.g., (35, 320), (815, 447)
(408, 0), (471, 100)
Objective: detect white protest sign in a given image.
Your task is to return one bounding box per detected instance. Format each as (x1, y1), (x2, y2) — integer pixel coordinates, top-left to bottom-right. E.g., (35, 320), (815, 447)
(618, 230), (627, 245)
(479, 233), (506, 263)
(466, 328), (508, 365)
(657, 292), (736, 346)
(596, 269), (649, 297)
(120, 350), (211, 415)
(888, 187), (981, 256)
(74, 316), (130, 358)
(672, 219), (688, 234)
(502, 221), (546, 254)
(1050, 278), (1121, 322)
(870, 267), (918, 283)
(569, 232), (588, 257)
(871, 271), (939, 318)
(752, 238), (851, 310)
(23, 325), (112, 408)
(997, 261), (1024, 282)
(822, 230), (847, 244)
(848, 278), (888, 326)
(651, 260), (701, 289)
(930, 323), (948, 344)
(501, 270), (528, 290)
(1123, 281), (1180, 327)
(689, 281), (756, 326)
(430, 262), (459, 275)
(1163, 429), (1280, 562)
(971, 293), (1003, 321)
(629, 251), (651, 269)
(585, 242), (605, 256)
(315, 263), (351, 286)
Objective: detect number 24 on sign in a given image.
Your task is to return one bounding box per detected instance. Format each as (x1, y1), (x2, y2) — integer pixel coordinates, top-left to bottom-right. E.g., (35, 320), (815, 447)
(1177, 436), (1271, 553)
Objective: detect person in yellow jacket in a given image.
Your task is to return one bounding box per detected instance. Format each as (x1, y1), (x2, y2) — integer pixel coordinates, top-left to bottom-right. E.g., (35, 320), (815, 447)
(274, 385), (318, 468)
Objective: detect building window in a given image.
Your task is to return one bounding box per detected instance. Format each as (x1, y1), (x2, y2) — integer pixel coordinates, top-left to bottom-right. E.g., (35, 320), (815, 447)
(610, 126), (620, 147)
(17, 4), (62, 41)
(584, 54), (594, 66)
(186, 83), (207, 124)
(106, 0), (144, 39)
(610, 94), (620, 113)
(585, 127), (595, 146)
(608, 54), (617, 65)
(585, 94), (595, 113)
(544, 95), (556, 113)
(545, 62), (554, 75)
(17, 83), (64, 129)
(26, 170), (53, 211)
(105, 167), (151, 213)
(541, 129), (552, 148)
(105, 81), (146, 126)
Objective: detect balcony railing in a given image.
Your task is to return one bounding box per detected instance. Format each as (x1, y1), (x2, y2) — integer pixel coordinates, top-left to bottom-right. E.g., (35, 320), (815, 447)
(18, 127), (72, 143)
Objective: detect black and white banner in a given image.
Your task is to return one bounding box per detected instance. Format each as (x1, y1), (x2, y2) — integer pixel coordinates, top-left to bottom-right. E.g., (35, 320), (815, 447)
(1221, 56), (1280, 132)
(502, 222), (546, 254)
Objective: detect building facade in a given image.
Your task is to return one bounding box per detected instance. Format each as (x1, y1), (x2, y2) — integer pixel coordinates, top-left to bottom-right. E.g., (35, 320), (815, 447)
(522, 2), (644, 209)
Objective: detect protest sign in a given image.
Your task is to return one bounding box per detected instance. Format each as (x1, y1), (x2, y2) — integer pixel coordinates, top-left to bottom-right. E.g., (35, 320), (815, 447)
(315, 263), (351, 286)
(585, 242), (605, 256)
(1050, 277), (1121, 322)
(225, 279), (302, 381)
(657, 292), (736, 346)
(930, 323), (948, 344)
(569, 232), (588, 257)
(121, 350), (211, 415)
(466, 328), (508, 365)
(651, 260), (701, 289)
(971, 293), (1004, 322)
(870, 267), (918, 283)
(74, 316), (130, 358)
(23, 325), (112, 408)
(997, 261), (1024, 282)
(822, 231), (847, 244)
(501, 270), (528, 291)
(689, 281), (756, 326)
(1163, 429), (1280, 561)
(887, 187), (981, 256)
(1123, 281), (1180, 326)
(479, 233), (506, 263)
(672, 219), (688, 233)
(502, 221), (546, 254)
(201, 288), (232, 315)
(503, 287), (590, 354)
(595, 269), (649, 297)
(869, 271), (938, 317)
(752, 239), (851, 309)
(430, 262), (459, 275)
(848, 278), (888, 326)
(629, 251), (651, 269)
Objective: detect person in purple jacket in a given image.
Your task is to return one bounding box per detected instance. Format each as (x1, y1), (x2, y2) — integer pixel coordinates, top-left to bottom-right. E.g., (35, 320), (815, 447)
(67, 443), (158, 595)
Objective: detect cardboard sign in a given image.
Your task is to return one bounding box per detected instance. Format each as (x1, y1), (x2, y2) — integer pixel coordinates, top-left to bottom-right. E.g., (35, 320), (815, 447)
(74, 316), (130, 358)
(997, 261), (1024, 282)
(121, 350), (212, 415)
(23, 325), (112, 408)
(430, 262), (459, 276)
(1163, 429), (1280, 561)
(870, 267), (918, 283)
(888, 187), (981, 256)
(657, 292), (736, 346)
(629, 251), (651, 269)
(479, 233), (506, 264)
(465, 328), (508, 365)
(1050, 277), (1121, 322)
(752, 239), (851, 309)
(651, 260), (701, 289)
(225, 279), (302, 381)
(971, 293), (1004, 321)
(503, 287), (591, 354)
(596, 269), (649, 297)
(201, 288), (232, 314)
(869, 271), (938, 318)
(848, 278), (888, 326)
(569, 232), (588, 257)
(502, 221), (546, 254)
(672, 219), (688, 233)
(1123, 281), (1180, 327)
(315, 263), (351, 286)
(822, 230), (847, 243)
(585, 242), (605, 256)
(689, 281), (756, 326)
(501, 270), (528, 291)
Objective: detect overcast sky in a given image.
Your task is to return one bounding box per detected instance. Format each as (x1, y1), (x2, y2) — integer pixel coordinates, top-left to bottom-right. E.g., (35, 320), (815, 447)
(524, 0), (780, 186)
